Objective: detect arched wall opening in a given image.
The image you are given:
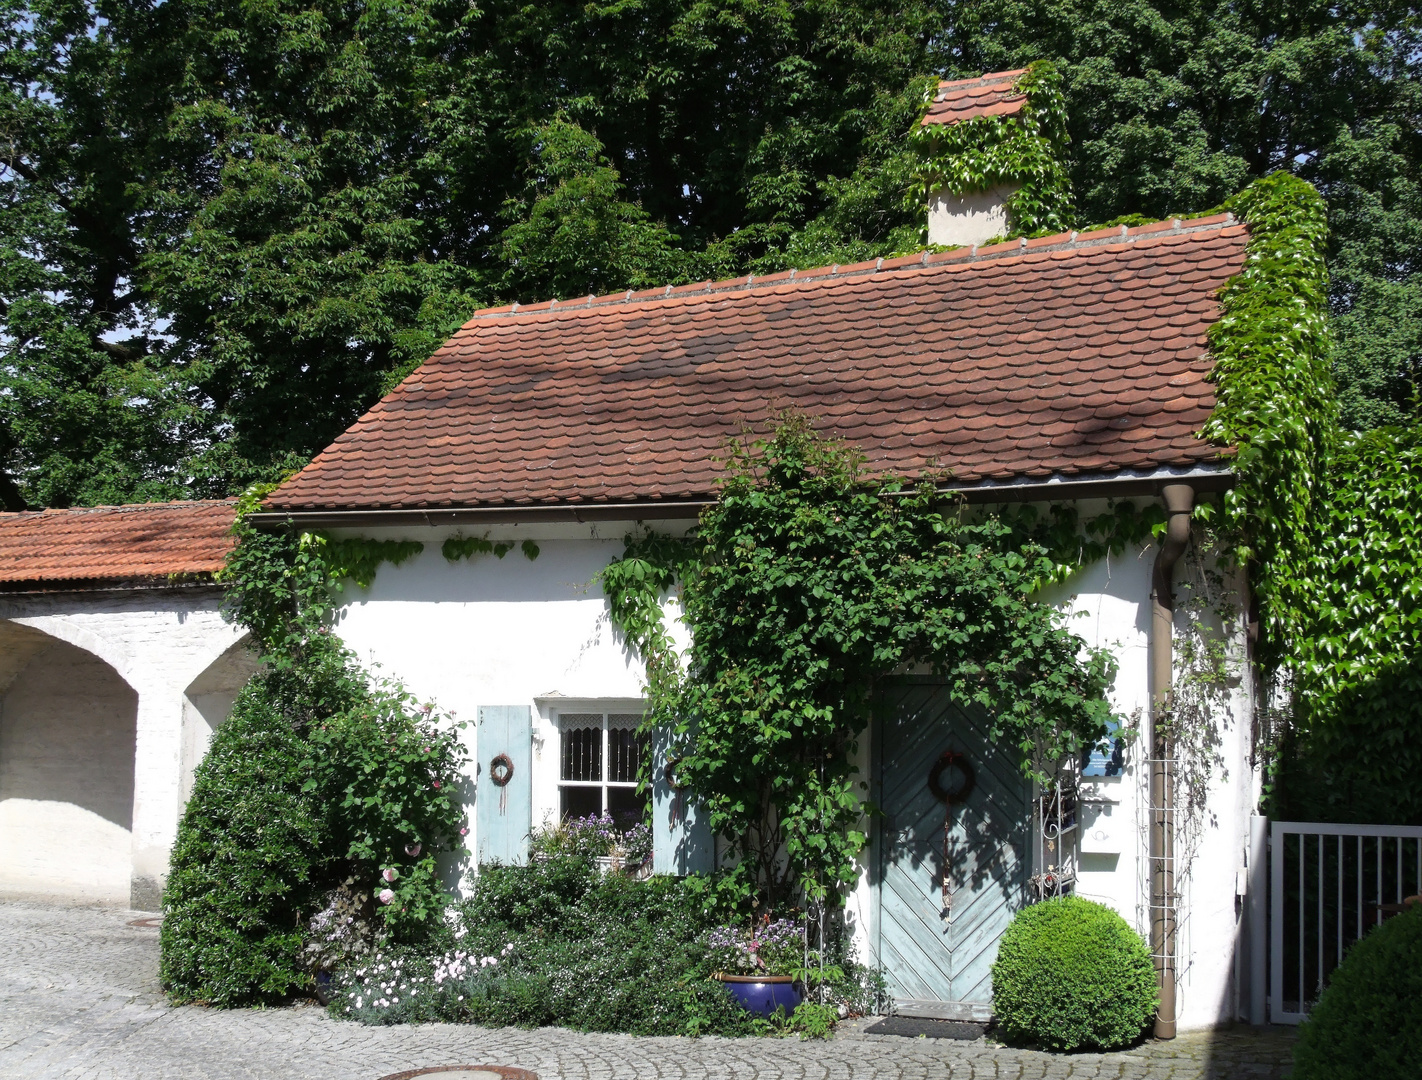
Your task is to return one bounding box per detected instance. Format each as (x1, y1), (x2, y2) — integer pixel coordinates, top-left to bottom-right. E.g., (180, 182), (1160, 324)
(180, 637), (262, 810)
(0, 621), (138, 902)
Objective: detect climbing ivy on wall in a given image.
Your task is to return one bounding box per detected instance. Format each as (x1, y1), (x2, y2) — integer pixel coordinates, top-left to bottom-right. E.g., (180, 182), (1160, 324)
(1201, 172), (1336, 673)
(1181, 172), (1422, 824)
(909, 60), (1075, 240)
(1270, 429), (1422, 825)
(603, 416), (1119, 908)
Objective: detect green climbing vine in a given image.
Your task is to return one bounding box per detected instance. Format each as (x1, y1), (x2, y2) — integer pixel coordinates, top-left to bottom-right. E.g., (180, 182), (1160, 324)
(601, 415), (1121, 908)
(1202, 172), (1336, 672)
(442, 534), (541, 563)
(909, 60), (1074, 239)
(321, 537), (426, 588)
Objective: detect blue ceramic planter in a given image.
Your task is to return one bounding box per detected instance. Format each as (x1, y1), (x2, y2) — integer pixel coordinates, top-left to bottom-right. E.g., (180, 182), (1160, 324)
(718, 975), (800, 1018)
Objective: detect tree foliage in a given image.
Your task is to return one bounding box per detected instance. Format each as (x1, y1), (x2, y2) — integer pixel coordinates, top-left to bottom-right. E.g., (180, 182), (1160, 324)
(4, 1), (1420, 506)
(941, 0), (1422, 431)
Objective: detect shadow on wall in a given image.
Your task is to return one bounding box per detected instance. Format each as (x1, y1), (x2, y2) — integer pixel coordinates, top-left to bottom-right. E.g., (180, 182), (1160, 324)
(180, 637), (263, 809)
(0, 623), (137, 831)
(1272, 651), (1422, 827)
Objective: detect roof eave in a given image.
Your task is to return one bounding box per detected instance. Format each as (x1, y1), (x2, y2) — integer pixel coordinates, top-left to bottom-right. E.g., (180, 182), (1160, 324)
(250, 463), (1235, 530)
(0, 574), (222, 596)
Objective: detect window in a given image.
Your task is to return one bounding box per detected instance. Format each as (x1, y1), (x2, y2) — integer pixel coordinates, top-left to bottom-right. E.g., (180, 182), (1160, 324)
(557, 712), (647, 828)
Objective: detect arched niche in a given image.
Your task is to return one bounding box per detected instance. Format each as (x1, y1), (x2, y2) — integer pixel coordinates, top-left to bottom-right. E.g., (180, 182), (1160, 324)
(180, 637), (262, 809)
(0, 620), (138, 902)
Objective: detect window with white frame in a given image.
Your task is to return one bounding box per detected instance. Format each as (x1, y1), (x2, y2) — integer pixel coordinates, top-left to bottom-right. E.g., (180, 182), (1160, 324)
(557, 711), (647, 827)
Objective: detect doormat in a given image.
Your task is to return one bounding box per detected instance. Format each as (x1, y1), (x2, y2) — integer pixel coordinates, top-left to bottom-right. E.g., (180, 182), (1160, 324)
(865, 1016), (986, 1040)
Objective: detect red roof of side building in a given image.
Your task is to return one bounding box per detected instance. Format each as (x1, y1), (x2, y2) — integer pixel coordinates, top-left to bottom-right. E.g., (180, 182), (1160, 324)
(263, 216), (1247, 519)
(0, 500), (237, 590)
(920, 69), (1029, 127)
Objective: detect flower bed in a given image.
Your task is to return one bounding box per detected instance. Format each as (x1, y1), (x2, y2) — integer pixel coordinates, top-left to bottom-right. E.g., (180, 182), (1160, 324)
(321, 852), (882, 1036)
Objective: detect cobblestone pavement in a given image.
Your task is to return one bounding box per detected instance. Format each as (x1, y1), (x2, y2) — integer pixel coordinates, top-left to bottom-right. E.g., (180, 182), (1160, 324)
(0, 899), (1296, 1080)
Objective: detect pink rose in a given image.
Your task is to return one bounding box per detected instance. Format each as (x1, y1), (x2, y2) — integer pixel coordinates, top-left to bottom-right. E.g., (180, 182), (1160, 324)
(382, 867), (399, 883)
(378, 888), (395, 905)
(405, 842), (421, 858)
(459, 826), (468, 836)
(432, 780), (441, 789)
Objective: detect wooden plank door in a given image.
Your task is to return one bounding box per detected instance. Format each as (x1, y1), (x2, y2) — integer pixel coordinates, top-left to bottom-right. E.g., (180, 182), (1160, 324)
(876, 678), (1030, 1019)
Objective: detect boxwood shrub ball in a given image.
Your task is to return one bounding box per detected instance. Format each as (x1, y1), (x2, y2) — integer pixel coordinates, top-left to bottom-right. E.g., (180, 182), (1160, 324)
(1291, 904), (1422, 1080)
(990, 895), (1156, 1051)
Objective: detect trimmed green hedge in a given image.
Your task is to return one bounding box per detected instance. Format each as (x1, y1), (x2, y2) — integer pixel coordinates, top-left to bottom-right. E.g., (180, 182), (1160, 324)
(1292, 905), (1422, 1080)
(990, 895), (1156, 1051)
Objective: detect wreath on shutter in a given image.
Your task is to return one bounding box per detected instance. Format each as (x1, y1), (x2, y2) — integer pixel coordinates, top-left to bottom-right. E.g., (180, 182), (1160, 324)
(489, 753), (515, 787)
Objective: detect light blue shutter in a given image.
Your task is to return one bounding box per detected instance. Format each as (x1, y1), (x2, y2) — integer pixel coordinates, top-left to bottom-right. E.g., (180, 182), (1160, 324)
(651, 726), (713, 875)
(476, 705), (533, 866)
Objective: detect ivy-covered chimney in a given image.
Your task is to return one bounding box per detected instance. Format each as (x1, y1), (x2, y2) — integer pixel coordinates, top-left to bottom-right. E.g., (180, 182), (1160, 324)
(911, 63), (1074, 246)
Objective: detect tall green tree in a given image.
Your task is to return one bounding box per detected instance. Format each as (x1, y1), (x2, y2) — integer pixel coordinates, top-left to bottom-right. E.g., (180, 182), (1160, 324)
(937, 0), (1422, 430)
(0, 0), (201, 507)
(3, 0), (1420, 506)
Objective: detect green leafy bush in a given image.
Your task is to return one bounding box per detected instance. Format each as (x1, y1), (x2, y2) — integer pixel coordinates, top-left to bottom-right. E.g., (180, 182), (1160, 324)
(308, 685), (469, 941)
(331, 862), (755, 1034)
(163, 500), (469, 1005)
(1292, 906), (1422, 1080)
(161, 669), (333, 1005)
(329, 857), (880, 1035)
(990, 896), (1156, 1051)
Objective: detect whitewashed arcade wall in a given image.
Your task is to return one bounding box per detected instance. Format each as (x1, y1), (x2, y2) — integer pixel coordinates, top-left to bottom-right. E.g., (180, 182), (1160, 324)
(0, 588), (257, 907)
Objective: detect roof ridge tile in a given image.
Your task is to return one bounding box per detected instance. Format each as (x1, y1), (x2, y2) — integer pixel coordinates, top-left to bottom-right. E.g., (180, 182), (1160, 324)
(457, 214), (1239, 326)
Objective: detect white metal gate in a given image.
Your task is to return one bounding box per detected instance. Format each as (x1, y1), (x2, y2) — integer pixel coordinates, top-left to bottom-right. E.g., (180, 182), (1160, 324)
(1269, 821), (1422, 1023)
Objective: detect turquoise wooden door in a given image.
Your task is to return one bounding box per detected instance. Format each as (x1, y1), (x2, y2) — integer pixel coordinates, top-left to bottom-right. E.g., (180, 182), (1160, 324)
(876, 678), (1030, 1018)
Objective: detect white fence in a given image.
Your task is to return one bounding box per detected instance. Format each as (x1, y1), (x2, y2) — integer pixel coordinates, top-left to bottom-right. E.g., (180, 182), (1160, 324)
(1269, 820), (1422, 1023)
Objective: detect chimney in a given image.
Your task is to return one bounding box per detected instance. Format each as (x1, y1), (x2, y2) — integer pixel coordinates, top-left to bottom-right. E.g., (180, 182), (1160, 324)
(914, 66), (1072, 246)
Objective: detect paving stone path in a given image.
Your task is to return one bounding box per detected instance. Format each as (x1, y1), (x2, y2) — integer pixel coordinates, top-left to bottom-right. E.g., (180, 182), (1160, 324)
(0, 899), (1296, 1080)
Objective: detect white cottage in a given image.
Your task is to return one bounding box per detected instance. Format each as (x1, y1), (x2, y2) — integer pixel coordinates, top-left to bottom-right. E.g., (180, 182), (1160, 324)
(248, 195), (1261, 1032)
(0, 71), (1275, 1038)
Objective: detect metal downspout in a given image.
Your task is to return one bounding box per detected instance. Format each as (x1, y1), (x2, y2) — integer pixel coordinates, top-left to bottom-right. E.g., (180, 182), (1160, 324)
(1150, 483), (1194, 1040)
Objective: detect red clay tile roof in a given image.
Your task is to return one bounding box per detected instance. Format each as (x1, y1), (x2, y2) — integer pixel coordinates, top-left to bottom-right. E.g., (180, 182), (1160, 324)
(264, 216), (1247, 516)
(920, 69), (1028, 127)
(0, 501), (237, 589)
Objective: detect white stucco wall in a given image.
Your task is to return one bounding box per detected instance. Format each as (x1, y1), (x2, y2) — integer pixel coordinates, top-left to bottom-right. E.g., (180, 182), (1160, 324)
(0, 636), (137, 902)
(927, 184), (1018, 247)
(1038, 533), (1257, 1032)
(328, 512), (1256, 1030)
(327, 522), (682, 895)
(0, 587), (255, 908)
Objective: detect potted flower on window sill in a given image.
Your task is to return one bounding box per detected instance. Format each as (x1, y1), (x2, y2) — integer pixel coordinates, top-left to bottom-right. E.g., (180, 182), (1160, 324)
(530, 814), (653, 877)
(707, 916), (804, 1017)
